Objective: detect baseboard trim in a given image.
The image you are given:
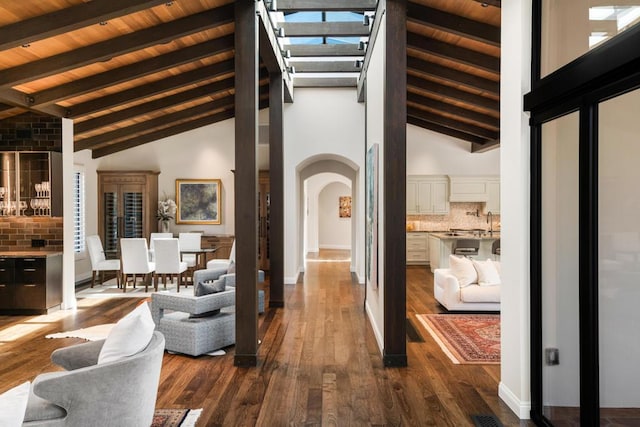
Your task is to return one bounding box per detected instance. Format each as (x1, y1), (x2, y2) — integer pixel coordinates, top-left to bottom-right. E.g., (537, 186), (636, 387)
(284, 275), (298, 285)
(365, 302), (384, 354)
(499, 382), (531, 419)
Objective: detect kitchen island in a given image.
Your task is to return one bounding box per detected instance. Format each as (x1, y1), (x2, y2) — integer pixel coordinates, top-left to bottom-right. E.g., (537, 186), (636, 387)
(428, 231), (500, 272)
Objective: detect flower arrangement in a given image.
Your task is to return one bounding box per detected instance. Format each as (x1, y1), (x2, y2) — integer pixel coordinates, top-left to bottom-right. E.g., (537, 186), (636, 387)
(157, 197), (177, 222)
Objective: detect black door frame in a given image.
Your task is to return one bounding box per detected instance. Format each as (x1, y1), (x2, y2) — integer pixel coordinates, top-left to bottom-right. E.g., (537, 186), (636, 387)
(526, 3), (640, 425)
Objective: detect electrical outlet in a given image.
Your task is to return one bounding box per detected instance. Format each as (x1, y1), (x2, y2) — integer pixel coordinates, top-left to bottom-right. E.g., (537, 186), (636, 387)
(545, 348), (559, 366)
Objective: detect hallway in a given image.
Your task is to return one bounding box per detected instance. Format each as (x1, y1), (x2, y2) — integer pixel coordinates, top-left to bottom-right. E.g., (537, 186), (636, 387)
(0, 251), (530, 426)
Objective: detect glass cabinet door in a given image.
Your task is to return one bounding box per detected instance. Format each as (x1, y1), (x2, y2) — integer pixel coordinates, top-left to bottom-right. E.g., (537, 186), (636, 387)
(0, 153), (16, 216)
(102, 183), (119, 257)
(19, 152), (51, 216)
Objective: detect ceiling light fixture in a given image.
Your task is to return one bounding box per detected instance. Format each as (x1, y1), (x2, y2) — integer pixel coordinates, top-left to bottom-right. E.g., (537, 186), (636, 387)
(21, 43), (30, 48)
(481, 2), (489, 7)
(165, 1), (174, 6)
(99, 21), (108, 26)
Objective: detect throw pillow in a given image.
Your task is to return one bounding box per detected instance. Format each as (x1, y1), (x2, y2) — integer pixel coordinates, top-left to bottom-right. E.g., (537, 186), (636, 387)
(448, 255), (478, 287)
(472, 259), (501, 286)
(0, 381), (30, 427)
(194, 279), (226, 297)
(98, 301), (155, 364)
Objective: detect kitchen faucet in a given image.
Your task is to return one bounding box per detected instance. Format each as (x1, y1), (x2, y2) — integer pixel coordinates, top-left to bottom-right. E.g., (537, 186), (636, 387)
(487, 211), (494, 235)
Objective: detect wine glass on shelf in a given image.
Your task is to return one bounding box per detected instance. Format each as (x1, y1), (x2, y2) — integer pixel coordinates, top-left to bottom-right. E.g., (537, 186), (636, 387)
(19, 201), (26, 215)
(0, 187), (5, 199)
(30, 198), (37, 216)
(35, 183), (42, 198)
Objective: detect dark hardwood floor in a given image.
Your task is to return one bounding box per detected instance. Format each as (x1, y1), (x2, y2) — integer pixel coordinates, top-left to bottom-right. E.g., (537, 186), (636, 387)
(0, 251), (533, 426)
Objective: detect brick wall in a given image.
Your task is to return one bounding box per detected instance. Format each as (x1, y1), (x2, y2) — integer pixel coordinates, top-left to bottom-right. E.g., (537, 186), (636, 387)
(0, 112), (62, 151)
(0, 112), (63, 250)
(0, 216), (63, 251)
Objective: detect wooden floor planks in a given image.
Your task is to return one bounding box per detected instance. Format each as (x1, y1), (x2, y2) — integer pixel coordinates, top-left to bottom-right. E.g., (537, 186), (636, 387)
(0, 254), (534, 426)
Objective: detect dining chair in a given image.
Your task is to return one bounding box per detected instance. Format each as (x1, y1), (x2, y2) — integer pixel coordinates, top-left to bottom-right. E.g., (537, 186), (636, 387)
(179, 232), (203, 286)
(86, 235), (121, 288)
(153, 238), (189, 292)
(149, 232), (173, 262)
(120, 238), (156, 292)
(206, 239), (235, 271)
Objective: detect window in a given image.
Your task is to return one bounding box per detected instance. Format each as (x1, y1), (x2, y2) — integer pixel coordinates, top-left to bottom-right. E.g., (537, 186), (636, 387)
(73, 167), (85, 255)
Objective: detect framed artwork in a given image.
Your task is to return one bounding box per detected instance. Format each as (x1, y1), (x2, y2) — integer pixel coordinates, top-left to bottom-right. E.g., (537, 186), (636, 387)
(366, 143), (378, 289)
(339, 196), (352, 218)
(175, 179), (221, 224)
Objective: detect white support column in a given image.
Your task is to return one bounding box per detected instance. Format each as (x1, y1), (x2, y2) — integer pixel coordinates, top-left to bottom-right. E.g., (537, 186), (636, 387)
(62, 118), (77, 310)
(499, 0), (532, 419)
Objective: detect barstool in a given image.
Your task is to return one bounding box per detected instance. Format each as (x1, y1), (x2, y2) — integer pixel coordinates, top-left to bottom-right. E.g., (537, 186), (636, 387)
(492, 239), (501, 259)
(452, 239), (480, 258)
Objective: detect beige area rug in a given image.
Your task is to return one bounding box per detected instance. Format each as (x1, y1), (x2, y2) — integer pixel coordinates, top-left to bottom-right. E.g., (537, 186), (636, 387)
(76, 277), (190, 299)
(415, 313), (500, 364)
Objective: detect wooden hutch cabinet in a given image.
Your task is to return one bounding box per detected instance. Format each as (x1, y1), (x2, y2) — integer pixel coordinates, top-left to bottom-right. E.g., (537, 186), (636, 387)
(97, 171), (159, 258)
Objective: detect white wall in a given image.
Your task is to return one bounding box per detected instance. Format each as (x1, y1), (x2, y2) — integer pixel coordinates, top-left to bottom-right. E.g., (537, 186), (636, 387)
(305, 173), (351, 253)
(364, 14), (386, 353)
(318, 181), (351, 250)
(284, 87), (365, 284)
(499, 0), (532, 418)
(407, 125), (500, 175)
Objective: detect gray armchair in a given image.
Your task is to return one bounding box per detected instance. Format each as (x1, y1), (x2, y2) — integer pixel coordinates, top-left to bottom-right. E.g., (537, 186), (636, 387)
(151, 269), (236, 356)
(193, 268), (266, 314)
(23, 331), (165, 427)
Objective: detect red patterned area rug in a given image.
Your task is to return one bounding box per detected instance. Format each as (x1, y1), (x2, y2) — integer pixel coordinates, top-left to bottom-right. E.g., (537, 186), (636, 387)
(415, 314), (500, 364)
(152, 409), (202, 427)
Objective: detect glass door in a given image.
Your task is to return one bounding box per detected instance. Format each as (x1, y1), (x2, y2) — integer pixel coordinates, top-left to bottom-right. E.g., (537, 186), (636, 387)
(540, 111), (581, 424)
(598, 88), (640, 423)
(102, 183), (119, 258)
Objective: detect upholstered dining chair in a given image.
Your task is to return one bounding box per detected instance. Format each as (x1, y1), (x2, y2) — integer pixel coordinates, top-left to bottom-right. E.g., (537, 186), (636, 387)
(120, 238), (155, 292)
(153, 238), (189, 292)
(86, 235), (120, 288)
(148, 232), (173, 262)
(178, 232), (202, 283)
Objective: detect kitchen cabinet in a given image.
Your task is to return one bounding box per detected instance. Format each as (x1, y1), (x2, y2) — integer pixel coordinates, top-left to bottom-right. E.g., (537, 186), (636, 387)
(0, 253), (62, 314)
(485, 178), (500, 213)
(407, 232), (428, 264)
(407, 175), (449, 215)
(448, 176), (490, 202)
(97, 171), (159, 258)
(0, 151), (62, 217)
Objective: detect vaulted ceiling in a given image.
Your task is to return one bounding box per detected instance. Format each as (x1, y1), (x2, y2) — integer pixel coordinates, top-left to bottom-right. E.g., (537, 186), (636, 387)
(0, 0), (500, 158)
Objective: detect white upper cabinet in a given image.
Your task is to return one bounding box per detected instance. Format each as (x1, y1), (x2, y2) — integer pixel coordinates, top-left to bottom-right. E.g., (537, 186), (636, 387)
(485, 178), (500, 213)
(407, 175), (449, 215)
(448, 176), (490, 202)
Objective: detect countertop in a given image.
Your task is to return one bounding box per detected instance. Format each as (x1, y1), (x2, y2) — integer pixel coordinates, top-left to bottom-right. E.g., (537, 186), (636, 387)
(0, 251), (63, 258)
(429, 231), (500, 241)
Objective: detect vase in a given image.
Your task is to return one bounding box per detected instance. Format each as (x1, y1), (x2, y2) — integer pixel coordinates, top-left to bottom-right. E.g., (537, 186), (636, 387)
(160, 221), (169, 233)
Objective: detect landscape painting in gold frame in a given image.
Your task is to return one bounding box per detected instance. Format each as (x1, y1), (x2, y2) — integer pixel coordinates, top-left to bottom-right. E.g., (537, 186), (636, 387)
(175, 179), (221, 225)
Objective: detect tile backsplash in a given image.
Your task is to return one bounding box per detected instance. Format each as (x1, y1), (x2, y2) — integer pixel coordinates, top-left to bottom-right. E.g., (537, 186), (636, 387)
(0, 216), (64, 251)
(407, 202), (500, 232)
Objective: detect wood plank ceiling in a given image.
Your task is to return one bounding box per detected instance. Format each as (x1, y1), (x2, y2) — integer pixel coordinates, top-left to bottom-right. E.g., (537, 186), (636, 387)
(0, 0), (500, 157)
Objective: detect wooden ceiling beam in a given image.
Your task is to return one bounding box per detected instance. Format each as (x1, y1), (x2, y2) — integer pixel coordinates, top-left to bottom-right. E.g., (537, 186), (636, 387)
(31, 36), (234, 106)
(407, 2), (500, 47)
(407, 116), (489, 146)
(76, 83), (269, 135)
(0, 0), (168, 51)
(407, 91), (499, 128)
(471, 138), (500, 152)
(407, 56), (499, 95)
(275, 0), (376, 11)
(289, 61), (360, 73)
(90, 98), (270, 158)
(67, 64), (241, 118)
(0, 4), (234, 88)
(284, 44), (362, 57)
(408, 75), (498, 111)
(76, 100), (233, 150)
(407, 106), (499, 140)
(0, 87), (68, 117)
(407, 32), (499, 74)
(90, 110), (236, 157)
(280, 22), (369, 37)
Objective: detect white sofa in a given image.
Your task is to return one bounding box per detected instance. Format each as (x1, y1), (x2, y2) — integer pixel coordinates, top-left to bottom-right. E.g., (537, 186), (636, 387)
(434, 258), (501, 311)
